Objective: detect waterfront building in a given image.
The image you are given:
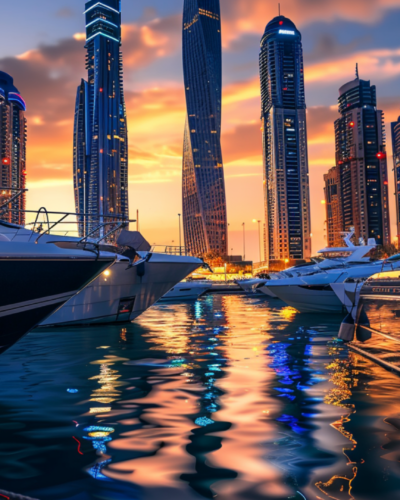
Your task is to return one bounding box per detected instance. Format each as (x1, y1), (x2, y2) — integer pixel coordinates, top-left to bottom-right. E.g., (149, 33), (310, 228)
(182, 0), (228, 256)
(324, 69), (391, 246)
(391, 116), (400, 244)
(324, 166), (345, 247)
(74, 0), (128, 237)
(259, 16), (312, 266)
(0, 71), (27, 225)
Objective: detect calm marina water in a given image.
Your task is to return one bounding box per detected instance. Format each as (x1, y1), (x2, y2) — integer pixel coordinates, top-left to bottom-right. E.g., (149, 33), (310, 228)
(1, 294), (400, 500)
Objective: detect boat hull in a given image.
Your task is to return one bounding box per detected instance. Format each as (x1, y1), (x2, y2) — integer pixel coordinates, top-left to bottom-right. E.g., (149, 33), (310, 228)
(266, 285), (344, 313)
(258, 285), (278, 298)
(0, 258), (112, 353)
(160, 285), (210, 302)
(40, 255), (202, 326)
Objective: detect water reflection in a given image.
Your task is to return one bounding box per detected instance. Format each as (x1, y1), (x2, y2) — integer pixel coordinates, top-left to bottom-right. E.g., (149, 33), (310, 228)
(0, 296), (399, 499)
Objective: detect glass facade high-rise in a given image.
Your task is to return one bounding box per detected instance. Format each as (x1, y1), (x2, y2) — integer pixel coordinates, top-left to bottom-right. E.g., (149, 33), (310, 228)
(0, 71), (27, 225)
(260, 16), (311, 265)
(74, 0), (128, 237)
(182, 0), (228, 256)
(324, 73), (391, 246)
(391, 116), (400, 244)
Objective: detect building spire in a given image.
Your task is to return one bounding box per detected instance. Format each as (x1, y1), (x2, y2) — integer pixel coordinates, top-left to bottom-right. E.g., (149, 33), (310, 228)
(278, 3), (281, 15)
(356, 63), (359, 79)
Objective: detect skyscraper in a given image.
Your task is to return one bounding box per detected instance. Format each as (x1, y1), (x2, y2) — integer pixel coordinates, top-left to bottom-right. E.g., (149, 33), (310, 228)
(74, 0), (128, 236)
(182, 0), (228, 256)
(324, 166), (345, 247)
(260, 16), (311, 265)
(324, 69), (391, 246)
(391, 116), (400, 245)
(0, 71), (27, 225)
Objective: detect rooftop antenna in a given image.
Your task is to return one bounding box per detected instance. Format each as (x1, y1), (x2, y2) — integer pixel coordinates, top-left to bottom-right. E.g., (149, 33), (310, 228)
(279, 3), (281, 15)
(355, 63), (359, 79)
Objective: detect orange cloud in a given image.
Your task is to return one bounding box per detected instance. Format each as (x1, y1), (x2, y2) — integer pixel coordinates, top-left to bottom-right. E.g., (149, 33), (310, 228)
(305, 48), (400, 83)
(122, 15), (181, 68)
(220, 0), (399, 47)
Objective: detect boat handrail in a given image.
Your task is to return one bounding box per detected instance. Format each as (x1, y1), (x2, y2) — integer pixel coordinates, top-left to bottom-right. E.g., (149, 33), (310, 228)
(1, 208), (135, 242)
(150, 245), (190, 256)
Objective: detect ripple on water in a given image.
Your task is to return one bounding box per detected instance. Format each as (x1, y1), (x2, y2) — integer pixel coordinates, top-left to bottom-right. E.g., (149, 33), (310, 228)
(0, 295), (399, 499)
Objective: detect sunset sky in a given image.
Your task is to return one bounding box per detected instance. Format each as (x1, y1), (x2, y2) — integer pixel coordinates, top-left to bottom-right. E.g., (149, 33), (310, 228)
(1, 0), (400, 260)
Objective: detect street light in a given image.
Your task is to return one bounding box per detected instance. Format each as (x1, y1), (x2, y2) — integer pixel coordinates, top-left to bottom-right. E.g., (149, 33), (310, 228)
(253, 219), (262, 262)
(178, 213), (182, 255)
(242, 222), (246, 261)
(228, 223), (230, 260)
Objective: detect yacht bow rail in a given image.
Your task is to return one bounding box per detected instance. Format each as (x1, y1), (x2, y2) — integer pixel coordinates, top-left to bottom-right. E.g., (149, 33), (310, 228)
(0, 207), (135, 244)
(150, 245), (190, 256)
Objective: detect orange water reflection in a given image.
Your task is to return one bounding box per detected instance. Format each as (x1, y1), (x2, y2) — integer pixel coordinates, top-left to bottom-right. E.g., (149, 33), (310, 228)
(77, 296), (400, 500)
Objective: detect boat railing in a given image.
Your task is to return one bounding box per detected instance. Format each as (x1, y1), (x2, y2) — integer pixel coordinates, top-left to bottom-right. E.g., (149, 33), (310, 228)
(150, 245), (190, 256)
(0, 207), (135, 245)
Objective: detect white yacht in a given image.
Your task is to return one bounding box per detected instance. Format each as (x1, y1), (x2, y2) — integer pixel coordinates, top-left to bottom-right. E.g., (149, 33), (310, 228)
(160, 281), (211, 301)
(0, 237), (115, 353)
(264, 257), (400, 314)
(236, 278), (269, 294)
(0, 221), (203, 326)
(260, 234), (390, 313)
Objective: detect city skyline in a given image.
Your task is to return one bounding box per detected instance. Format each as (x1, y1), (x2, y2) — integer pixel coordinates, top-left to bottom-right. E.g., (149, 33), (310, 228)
(1, 1), (400, 258)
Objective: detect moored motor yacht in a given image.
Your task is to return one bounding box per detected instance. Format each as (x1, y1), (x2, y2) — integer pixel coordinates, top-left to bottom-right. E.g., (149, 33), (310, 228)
(160, 281), (211, 301)
(0, 238), (114, 354)
(256, 231), (377, 303)
(264, 258), (400, 314)
(236, 278), (269, 294)
(0, 219), (204, 326)
(40, 251), (203, 325)
(262, 244), (400, 314)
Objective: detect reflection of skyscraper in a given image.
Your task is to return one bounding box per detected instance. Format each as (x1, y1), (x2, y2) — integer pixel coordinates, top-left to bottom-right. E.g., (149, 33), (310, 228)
(391, 116), (400, 245)
(325, 70), (391, 246)
(182, 0), (228, 256)
(0, 71), (27, 225)
(260, 16), (311, 265)
(74, 0), (128, 236)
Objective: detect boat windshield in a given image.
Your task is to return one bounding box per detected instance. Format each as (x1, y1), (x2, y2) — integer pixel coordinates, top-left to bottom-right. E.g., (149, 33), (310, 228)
(317, 251), (352, 259)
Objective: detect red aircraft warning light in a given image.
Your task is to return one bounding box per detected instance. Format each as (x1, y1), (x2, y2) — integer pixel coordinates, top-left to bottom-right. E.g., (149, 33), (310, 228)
(349, 121), (355, 128)
(2, 158), (10, 165)
(377, 152), (386, 159)
(279, 21), (283, 25)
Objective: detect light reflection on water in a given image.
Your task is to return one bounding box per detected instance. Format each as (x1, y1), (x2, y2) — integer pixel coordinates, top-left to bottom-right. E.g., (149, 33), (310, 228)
(0, 295), (400, 499)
